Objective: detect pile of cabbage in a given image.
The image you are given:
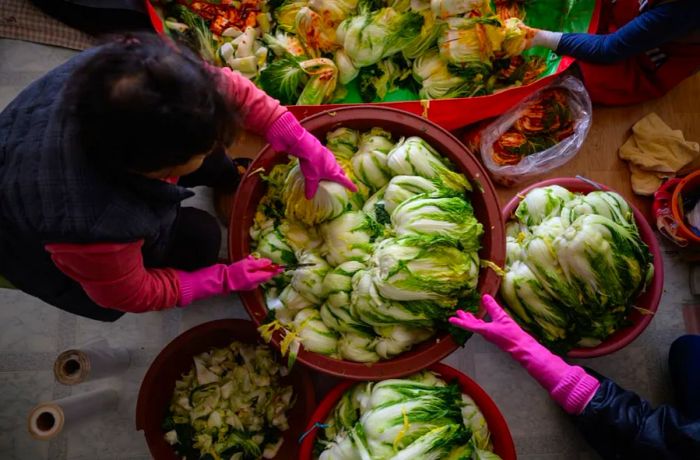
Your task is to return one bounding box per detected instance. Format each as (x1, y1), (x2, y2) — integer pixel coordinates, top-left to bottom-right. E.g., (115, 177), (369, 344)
(157, 0), (543, 105)
(252, 127), (483, 363)
(502, 186), (654, 350)
(163, 341), (295, 459)
(315, 371), (502, 459)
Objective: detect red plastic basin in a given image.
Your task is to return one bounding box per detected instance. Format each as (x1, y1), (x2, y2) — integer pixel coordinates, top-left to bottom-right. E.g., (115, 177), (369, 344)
(230, 106), (505, 379)
(298, 363), (517, 460)
(135, 319), (316, 459)
(502, 177), (664, 358)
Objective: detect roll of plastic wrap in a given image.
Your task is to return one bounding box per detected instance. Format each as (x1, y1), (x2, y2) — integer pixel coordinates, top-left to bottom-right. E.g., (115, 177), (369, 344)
(53, 338), (130, 385)
(27, 389), (119, 440)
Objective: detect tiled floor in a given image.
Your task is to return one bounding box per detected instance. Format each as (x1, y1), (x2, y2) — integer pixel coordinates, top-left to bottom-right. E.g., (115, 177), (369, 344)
(0, 38), (697, 460)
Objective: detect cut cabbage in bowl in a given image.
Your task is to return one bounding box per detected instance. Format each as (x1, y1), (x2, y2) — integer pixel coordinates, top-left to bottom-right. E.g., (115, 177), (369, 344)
(163, 341), (295, 459)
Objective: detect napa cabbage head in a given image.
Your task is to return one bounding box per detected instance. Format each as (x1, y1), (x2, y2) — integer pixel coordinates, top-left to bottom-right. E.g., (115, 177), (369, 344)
(505, 234), (526, 265)
(350, 270), (438, 327)
(370, 236), (480, 302)
(278, 218), (323, 252)
(351, 128), (396, 190)
(274, 0), (306, 33)
(500, 260), (568, 342)
(278, 284), (315, 312)
(263, 31), (306, 58)
(387, 136), (471, 192)
(293, 308), (339, 356)
(391, 194), (483, 250)
(520, 230), (581, 308)
(362, 186), (391, 225)
(255, 227), (296, 266)
(320, 262), (372, 334)
(374, 325), (433, 359)
(318, 434), (361, 460)
(514, 185), (574, 226)
(560, 191), (635, 228)
(294, 6), (338, 56)
(460, 394), (492, 451)
(438, 16), (504, 67)
(338, 7), (423, 67)
(412, 49), (470, 99)
(358, 380), (466, 456)
(403, 10), (443, 58)
(290, 250), (331, 303)
(383, 175), (440, 215)
(554, 214), (652, 310)
(338, 331), (381, 362)
(320, 211), (382, 265)
(283, 163), (357, 225)
(326, 127), (360, 161)
(334, 48), (360, 85)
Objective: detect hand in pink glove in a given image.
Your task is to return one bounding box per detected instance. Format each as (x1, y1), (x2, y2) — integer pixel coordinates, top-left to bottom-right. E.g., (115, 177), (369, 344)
(449, 295), (600, 414)
(177, 255), (282, 306)
(266, 112), (357, 199)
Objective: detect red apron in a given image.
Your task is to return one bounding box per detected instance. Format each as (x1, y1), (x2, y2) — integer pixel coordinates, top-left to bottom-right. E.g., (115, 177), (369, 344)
(578, 0), (700, 105)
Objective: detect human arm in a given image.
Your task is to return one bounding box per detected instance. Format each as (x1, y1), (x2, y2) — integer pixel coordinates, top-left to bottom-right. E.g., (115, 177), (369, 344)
(575, 376), (700, 459)
(450, 296), (700, 457)
(449, 295), (600, 414)
(211, 65), (287, 135)
(211, 66), (356, 198)
(46, 242), (280, 312)
(46, 241), (181, 313)
(526, 1), (700, 64)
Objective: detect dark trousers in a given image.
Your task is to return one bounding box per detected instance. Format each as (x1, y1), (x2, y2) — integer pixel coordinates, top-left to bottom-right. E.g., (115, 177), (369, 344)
(669, 334), (700, 419)
(161, 149), (242, 271)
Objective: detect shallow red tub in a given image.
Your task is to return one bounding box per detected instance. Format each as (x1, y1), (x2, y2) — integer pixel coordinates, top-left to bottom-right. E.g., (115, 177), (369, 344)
(230, 106), (505, 379)
(503, 177), (664, 358)
(298, 362), (517, 460)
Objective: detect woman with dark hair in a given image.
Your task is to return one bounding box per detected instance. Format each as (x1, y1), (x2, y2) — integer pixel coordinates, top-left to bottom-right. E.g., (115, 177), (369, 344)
(0, 33), (355, 321)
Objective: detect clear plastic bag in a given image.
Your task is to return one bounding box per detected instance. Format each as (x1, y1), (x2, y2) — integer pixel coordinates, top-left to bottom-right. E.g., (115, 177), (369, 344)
(479, 76), (592, 187)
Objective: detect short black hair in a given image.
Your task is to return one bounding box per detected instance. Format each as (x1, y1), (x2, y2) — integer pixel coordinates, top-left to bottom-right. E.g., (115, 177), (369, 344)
(65, 33), (237, 174)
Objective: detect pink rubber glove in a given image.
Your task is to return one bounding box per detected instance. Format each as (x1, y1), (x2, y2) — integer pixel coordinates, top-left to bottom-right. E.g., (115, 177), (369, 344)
(177, 256), (282, 306)
(449, 295), (600, 415)
(266, 112), (357, 199)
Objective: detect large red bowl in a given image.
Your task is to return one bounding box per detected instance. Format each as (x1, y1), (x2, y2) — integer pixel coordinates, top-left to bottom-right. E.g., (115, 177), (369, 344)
(230, 106), (505, 380)
(135, 320), (316, 459)
(503, 177), (664, 358)
(298, 363), (517, 460)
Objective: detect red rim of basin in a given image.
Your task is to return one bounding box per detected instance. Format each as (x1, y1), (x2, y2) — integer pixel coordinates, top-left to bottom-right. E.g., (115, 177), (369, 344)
(230, 106), (505, 379)
(502, 177), (664, 358)
(298, 362), (517, 460)
(135, 319), (316, 459)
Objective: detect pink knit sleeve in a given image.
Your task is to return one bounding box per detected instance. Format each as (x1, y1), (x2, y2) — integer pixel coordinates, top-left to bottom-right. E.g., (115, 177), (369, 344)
(45, 241), (181, 313)
(211, 65), (288, 135)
